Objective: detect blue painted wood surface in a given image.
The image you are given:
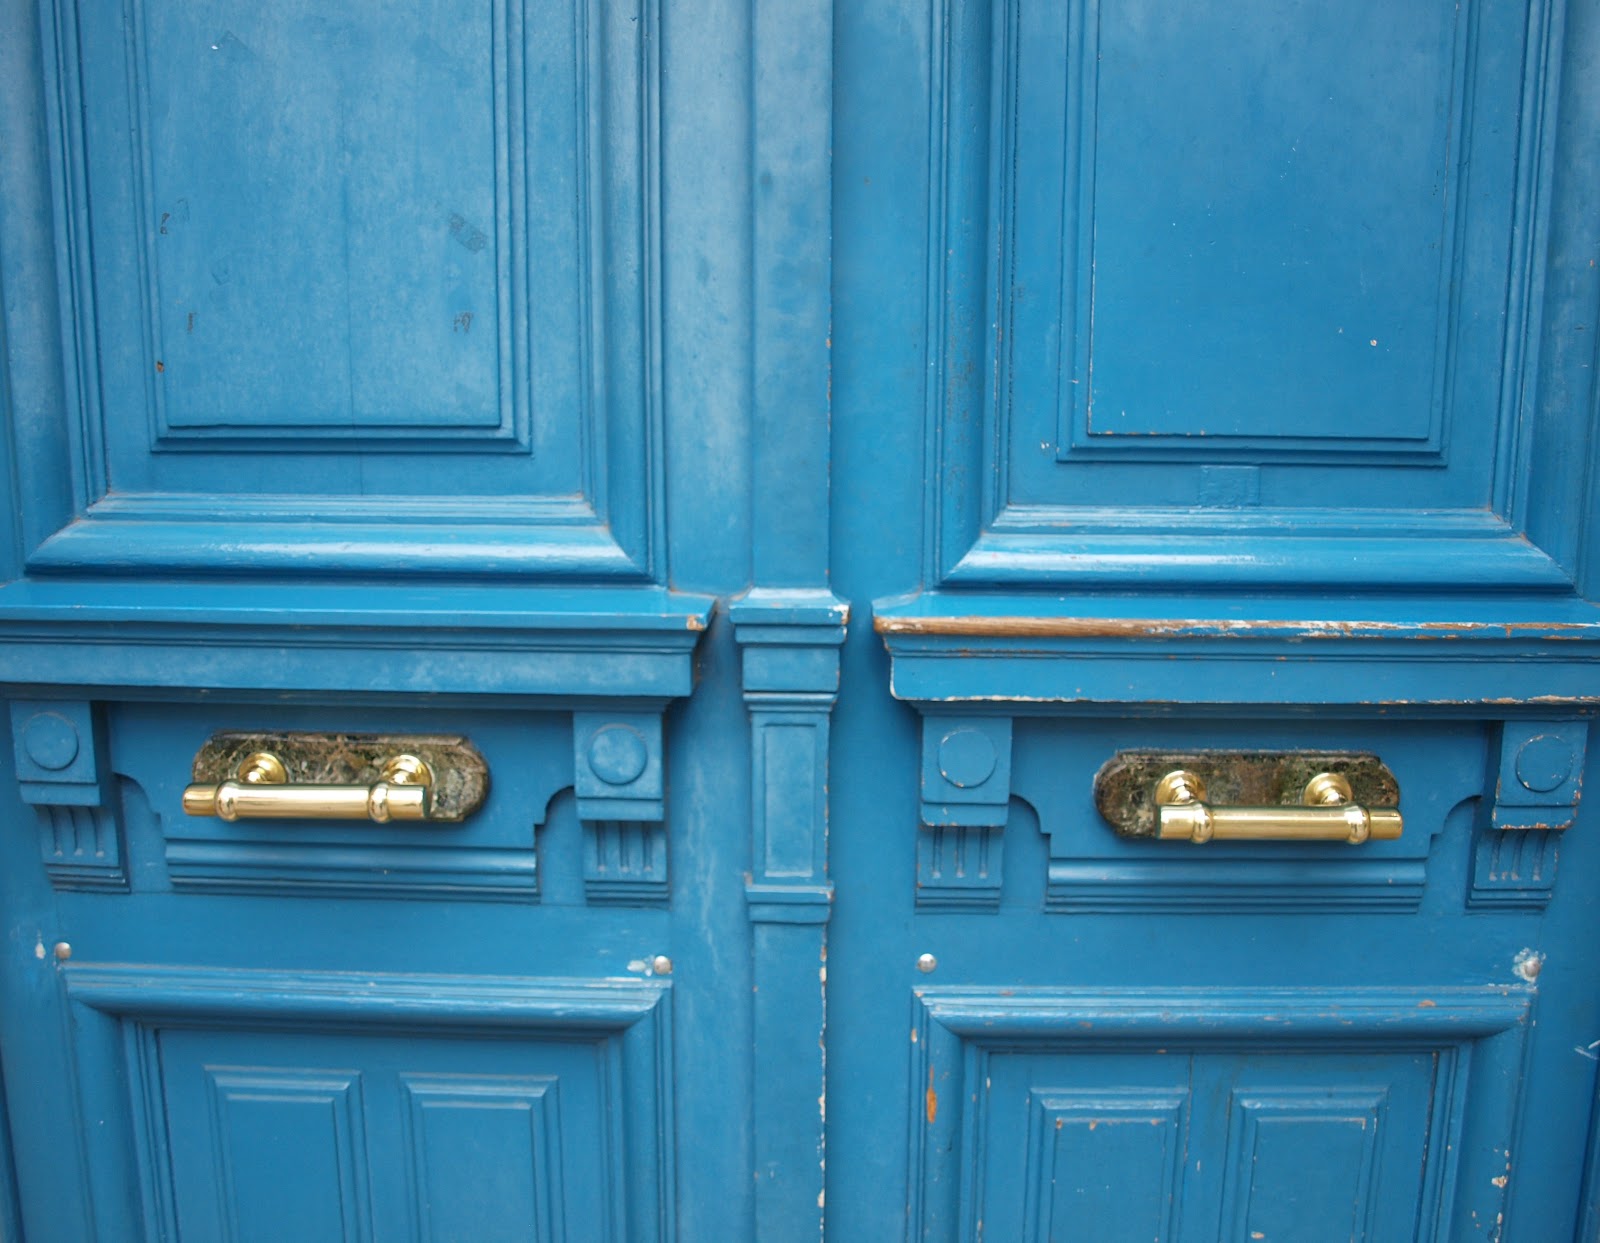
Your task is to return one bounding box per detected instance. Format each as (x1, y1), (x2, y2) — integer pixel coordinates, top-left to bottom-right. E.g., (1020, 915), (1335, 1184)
(0, 0), (1599, 1238)
(833, 0), (1600, 1239)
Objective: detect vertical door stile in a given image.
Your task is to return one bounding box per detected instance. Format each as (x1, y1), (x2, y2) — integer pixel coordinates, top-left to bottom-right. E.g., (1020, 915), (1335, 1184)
(731, 0), (847, 1237)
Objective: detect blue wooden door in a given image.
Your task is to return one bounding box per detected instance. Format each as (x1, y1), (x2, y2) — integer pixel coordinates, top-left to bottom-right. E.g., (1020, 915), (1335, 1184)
(0, 0), (761, 1237)
(829, 0), (1600, 1238)
(2, 0), (1600, 1240)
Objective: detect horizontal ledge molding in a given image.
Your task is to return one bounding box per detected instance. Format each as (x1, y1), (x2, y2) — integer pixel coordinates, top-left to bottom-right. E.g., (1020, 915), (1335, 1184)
(0, 581), (710, 699)
(946, 530), (1574, 591)
(30, 514), (645, 579)
(66, 963), (668, 1026)
(915, 985), (1531, 1041)
(876, 592), (1600, 707)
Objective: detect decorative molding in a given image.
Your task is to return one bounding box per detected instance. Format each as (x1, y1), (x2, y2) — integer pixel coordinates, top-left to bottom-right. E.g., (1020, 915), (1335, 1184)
(916, 714), (1012, 909)
(919, 715), (1012, 827)
(163, 836), (542, 903)
(160, 707), (683, 904)
(732, 587), (847, 1242)
(1037, 0), (1472, 462)
(64, 965), (674, 1243)
(575, 709), (669, 907)
(1488, 719), (1587, 830)
(125, 0), (531, 451)
(24, 0), (665, 581)
(204, 1067), (371, 1240)
(0, 582), (711, 700)
(1468, 825), (1559, 910)
(1467, 719), (1586, 908)
(8, 699), (125, 889)
(908, 986), (1530, 1242)
(915, 824), (1003, 912)
(921, 0), (1578, 591)
(583, 819), (669, 907)
(1218, 1087), (1387, 1239)
(400, 1074), (565, 1239)
(906, 706), (1466, 913)
(875, 595), (1600, 707)
(1023, 1089), (1186, 1239)
(1044, 857), (1429, 915)
(574, 711), (664, 821)
(733, 592), (847, 923)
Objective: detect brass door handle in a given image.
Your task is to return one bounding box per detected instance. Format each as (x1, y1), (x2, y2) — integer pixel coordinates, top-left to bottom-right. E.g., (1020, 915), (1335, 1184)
(1155, 769), (1401, 844)
(183, 751), (435, 823)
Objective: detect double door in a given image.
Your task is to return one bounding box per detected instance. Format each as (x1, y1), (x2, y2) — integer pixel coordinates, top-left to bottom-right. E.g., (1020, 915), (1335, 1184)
(1, 0), (1599, 1238)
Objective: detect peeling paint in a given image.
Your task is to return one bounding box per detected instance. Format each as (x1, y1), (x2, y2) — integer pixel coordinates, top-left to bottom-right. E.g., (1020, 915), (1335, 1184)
(875, 614), (1600, 640)
(1513, 948), (1544, 982)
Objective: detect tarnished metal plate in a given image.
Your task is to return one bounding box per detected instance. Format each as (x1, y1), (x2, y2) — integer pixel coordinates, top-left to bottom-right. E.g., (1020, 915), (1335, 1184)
(190, 733), (489, 823)
(1095, 751), (1400, 839)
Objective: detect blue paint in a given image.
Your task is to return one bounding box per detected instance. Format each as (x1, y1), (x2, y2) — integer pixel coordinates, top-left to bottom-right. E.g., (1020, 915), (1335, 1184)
(1, 0), (1599, 1237)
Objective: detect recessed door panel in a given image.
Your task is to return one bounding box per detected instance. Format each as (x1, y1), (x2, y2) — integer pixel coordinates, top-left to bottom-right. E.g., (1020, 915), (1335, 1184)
(980, 1050), (1436, 1243)
(908, 989), (1528, 1243)
(61, 965), (673, 1243)
(29, 0), (663, 577)
(169, 1064), (371, 1243)
(921, 0), (1590, 589)
(160, 1029), (602, 1243)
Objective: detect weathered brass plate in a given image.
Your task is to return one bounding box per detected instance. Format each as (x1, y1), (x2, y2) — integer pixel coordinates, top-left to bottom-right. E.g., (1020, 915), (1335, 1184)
(190, 733), (489, 823)
(1095, 750), (1399, 839)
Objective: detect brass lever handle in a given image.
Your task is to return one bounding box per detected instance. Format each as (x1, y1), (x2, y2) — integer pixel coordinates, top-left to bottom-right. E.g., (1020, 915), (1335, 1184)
(1155, 769), (1402, 844)
(183, 752), (435, 823)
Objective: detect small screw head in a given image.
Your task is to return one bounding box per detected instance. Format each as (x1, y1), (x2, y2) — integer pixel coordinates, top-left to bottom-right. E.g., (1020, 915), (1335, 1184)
(53, 942), (71, 962)
(650, 954), (673, 976)
(916, 952), (937, 974)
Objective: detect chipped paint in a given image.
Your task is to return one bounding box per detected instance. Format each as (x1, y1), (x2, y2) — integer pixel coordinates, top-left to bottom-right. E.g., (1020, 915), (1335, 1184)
(874, 614), (1600, 640)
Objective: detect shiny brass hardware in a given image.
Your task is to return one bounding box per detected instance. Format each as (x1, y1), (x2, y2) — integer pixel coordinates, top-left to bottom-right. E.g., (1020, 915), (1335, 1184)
(182, 733), (488, 823)
(1094, 750), (1401, 842)
(184, 751), (434, 822)
(1154, 768), (1401, 844)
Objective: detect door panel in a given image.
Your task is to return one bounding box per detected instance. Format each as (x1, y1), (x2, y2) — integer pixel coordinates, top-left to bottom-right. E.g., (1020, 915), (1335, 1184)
(65, 964), (671, 1242)
(918, 0), (1588, 591)
(28, 0), (661, 577)
(975, 1046), (1446, 1243)
(834, 0), (1600, 1239)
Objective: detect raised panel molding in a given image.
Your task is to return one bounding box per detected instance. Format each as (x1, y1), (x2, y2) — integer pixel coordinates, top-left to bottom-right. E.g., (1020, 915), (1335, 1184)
(921, 0), (1584, 591)
(127, 0), (533, 448)
(907, 987), (1531, 1243)
(1219, 1087), (1387, 1241)
(1038, 1), (1471, 460)
(63, 965), (674, 1243)
(400, 1075), (565, 1242)
(1023, 1090), (1186, 1243)
(203, 1068), (373, 1243)
(22, 0), (665, 580)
